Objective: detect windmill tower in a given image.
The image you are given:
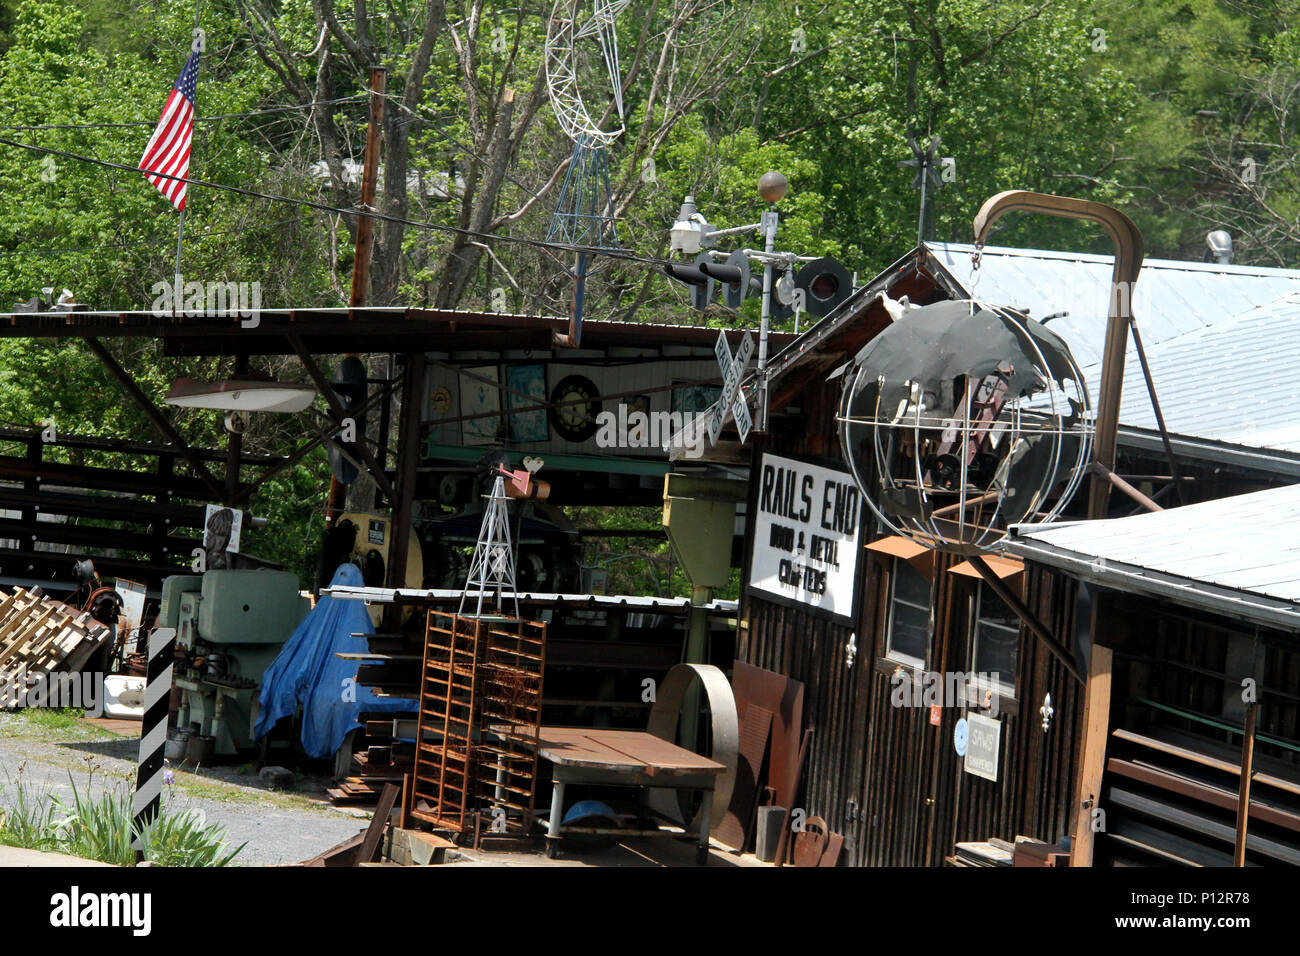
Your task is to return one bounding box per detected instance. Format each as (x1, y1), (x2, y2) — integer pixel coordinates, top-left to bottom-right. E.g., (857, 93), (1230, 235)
(544, 0), (630, 345)
(459, 472), (519, 620)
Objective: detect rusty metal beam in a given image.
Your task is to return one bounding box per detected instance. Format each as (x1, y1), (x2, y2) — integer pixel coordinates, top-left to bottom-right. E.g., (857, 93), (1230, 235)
(1087, 462), (1163, 513)
(83, 336), (224, 500)
(1234, 700), (1258, 867)
(972, 190), (1144, 521)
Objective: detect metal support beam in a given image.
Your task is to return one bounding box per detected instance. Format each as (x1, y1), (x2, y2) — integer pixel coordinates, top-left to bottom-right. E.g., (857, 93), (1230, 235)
(287, 335), (397, 503)
(83, 336), (224, 500)
(1087, 462), (1163, 513)
(967, 555), (1081, 684)
(1234, 700), (1258, 866)
(232, 375), (398, 504)
(974, 191), (1143, 871)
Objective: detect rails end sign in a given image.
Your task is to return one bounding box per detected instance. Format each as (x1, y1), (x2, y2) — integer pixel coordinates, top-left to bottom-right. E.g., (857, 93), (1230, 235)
(747, 452), (862, 621)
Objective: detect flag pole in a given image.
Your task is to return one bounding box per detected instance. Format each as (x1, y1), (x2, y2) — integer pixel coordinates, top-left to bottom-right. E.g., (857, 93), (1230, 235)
(175, 0), (200, 314)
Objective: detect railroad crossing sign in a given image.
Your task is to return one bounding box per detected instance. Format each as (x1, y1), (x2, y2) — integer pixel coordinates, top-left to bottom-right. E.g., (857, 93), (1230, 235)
(709, 330), (754, 445)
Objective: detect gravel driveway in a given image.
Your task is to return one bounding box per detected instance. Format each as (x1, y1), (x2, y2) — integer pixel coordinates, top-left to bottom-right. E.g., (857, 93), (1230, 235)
(0, 713), (369, 865)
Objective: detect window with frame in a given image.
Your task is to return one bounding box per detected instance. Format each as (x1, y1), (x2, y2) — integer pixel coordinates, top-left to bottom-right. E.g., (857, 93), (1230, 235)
(885, 559), (932, 668)
(970, 583), (1020, 697)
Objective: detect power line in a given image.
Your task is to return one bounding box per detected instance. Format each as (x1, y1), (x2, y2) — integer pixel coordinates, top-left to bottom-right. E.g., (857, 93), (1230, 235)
(0, 215), (320, 258)
(0, 135), (670, 270)
(0, 97), (367, 132)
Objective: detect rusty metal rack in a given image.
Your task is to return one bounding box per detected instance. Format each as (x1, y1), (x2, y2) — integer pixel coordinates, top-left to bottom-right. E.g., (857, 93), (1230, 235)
(411, 609), (546, 844)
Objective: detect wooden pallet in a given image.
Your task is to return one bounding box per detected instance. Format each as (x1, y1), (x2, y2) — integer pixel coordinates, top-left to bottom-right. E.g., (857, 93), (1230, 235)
(0, 586), (111, 709)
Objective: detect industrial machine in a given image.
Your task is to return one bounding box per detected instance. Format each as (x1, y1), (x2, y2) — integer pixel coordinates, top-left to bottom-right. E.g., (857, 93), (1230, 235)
(160, 570), (310, 755)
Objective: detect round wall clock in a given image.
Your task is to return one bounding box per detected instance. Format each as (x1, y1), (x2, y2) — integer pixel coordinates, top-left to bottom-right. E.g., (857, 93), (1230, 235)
(549, 374), (601, 442)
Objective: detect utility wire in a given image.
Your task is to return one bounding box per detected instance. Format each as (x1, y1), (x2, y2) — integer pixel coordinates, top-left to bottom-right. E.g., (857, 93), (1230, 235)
(0, 97), (367, 132)
(0, 135), (670, 269)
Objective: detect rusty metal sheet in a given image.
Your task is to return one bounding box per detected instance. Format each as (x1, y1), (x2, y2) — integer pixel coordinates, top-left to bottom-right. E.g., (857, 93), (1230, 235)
(712, 703), (773, 850)
(731, 660), (804, 809)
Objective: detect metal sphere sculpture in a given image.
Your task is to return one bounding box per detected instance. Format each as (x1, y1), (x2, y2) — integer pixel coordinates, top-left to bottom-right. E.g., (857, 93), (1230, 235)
(838, 298), (1093, 554)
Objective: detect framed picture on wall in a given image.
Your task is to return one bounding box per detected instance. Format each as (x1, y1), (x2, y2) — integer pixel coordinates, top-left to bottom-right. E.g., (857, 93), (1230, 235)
(506, 364), (549, 443)
(461, 366), (502, 445)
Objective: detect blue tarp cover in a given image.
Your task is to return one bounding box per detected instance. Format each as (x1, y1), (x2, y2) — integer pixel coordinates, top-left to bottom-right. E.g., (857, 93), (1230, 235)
(254, 563), (414, 757)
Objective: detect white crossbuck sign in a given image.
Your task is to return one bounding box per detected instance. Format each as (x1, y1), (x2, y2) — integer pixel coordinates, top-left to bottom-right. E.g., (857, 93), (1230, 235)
(709, 330), (755, 446)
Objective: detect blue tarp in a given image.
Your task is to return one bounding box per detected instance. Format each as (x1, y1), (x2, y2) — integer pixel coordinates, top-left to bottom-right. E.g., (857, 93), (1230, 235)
(254, 563), (415, 758)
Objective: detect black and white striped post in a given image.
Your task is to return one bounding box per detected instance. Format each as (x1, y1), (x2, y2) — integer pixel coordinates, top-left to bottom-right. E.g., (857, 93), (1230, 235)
(133, 626), (176, 852)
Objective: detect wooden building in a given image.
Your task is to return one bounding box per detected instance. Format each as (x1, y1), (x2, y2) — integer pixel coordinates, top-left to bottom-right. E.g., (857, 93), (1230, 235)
(732, 242), (1300, 866)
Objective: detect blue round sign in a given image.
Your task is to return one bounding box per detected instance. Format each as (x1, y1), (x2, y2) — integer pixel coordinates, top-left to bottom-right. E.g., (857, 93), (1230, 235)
(954, 718), (969, 757)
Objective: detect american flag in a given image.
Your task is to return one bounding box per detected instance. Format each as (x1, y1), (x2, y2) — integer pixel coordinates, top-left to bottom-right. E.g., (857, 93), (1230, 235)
(139, 52), (199, 211)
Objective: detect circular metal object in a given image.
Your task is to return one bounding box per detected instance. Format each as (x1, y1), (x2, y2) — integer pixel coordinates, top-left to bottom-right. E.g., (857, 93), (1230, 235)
(758, 170), (788, 203)
(646, 663), (739, 830)
(838, 298), (1092, 555)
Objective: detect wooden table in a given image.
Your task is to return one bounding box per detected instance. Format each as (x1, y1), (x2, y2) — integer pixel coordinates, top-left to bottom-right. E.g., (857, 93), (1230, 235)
(537, 726), (726, 864)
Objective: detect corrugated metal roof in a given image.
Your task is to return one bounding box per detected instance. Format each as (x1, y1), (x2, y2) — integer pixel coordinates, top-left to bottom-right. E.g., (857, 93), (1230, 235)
(1074, 292), (1300, 456)
(324, 585), (739, 614)
(927, 242), (1300, 372)
(1003, 483), (1300, 631)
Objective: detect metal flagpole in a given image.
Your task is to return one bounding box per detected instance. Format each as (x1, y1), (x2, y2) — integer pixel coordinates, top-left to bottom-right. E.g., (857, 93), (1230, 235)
(174, 0), (200, 313)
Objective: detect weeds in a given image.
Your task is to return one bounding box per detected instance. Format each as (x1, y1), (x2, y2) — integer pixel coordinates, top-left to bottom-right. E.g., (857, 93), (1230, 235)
(0, 770), (244, 866)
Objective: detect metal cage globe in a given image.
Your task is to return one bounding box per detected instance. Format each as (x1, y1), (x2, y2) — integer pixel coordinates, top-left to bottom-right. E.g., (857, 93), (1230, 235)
(837, 298), (1093, 554)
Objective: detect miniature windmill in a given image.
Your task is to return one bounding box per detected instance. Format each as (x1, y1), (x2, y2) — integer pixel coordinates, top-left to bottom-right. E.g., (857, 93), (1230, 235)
(459, 469), (520, 620)
(459, 461), (547, 619)
(544, 0), (630, 345)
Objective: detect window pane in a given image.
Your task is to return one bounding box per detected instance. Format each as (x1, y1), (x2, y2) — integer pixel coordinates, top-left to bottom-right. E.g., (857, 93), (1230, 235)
(974, 622), (1018, 685)
(894, 560), (930, 607)
(972, 587), (1019, 687)
(890, 604), (930, 662)
(888, 562), (931, 663)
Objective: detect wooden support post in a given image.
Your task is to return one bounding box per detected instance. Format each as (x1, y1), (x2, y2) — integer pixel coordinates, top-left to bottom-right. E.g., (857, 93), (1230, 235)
(1234, 700), (1258, 866)
(385, 353), (426, 596)
(1069, 643), (1112, 866)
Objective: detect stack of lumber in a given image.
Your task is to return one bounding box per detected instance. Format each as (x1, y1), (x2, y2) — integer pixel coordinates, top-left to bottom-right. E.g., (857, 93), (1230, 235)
(0, 586), (112, 709)
(327, 630), (421, 806)
(327, 718), (416, 805)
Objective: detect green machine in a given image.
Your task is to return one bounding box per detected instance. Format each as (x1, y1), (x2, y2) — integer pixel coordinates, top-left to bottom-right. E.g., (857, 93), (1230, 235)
(160, 570), (310, 755)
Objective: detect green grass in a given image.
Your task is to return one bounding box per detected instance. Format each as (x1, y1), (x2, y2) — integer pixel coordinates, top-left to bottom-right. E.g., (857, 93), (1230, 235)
(0, 709), (116, 742)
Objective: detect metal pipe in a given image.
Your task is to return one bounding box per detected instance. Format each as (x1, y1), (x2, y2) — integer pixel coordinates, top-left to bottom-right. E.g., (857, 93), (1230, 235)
(1087, 462), (1163, 513)
(756, 208), (777, 433)
(1234, 700), (1257, 866)
(972, 190), (1144, 522)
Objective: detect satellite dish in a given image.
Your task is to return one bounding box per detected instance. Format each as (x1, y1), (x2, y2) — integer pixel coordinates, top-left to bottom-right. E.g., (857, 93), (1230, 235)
(838, 299), (1092, 554)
